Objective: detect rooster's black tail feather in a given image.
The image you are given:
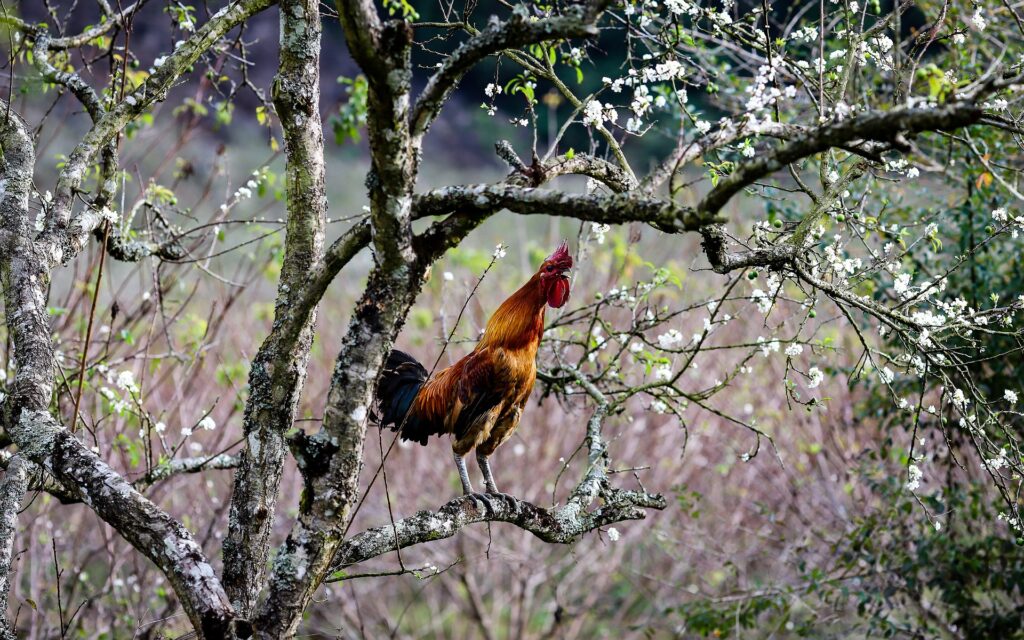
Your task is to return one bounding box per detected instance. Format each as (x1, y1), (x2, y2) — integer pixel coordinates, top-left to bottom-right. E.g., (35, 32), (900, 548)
(373, 349), (432, 446)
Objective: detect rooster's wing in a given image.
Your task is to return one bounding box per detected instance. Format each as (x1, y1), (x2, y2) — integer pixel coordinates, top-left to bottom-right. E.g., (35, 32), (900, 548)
(451, 347), (505, 441)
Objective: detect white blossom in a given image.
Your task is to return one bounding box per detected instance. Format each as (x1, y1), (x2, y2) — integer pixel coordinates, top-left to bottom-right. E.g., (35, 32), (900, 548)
(757, 336), (780, 357)
(905, 463), (923, 491)
(808, 366), (824, 388)
(951, 387), (969, 411)
(986, 448), (1008, 470)
(116, 370), (139, 394)
(970, 9), (987, 31)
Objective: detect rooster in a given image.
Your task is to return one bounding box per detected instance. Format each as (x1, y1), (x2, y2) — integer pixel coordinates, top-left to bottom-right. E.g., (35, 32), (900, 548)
(373, 241), (573, 503)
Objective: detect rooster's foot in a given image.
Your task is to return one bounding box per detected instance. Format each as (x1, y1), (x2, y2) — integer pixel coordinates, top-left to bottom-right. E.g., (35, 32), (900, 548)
(485, 491), (520, 514)
(465, 492), (498, 516)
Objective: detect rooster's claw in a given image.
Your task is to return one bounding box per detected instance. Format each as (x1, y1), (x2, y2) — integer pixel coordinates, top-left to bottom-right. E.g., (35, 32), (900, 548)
(487, 491), (520, 514)
(466, 492), (497, 516)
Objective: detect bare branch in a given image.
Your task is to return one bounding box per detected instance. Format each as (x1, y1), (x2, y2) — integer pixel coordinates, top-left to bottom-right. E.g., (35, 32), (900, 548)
(37, 0), (275, 268)
(0, 1), (142, 50)
(414, 183), (714, 232)
(411, 3), (609, 136)
(330, 490), (665, 572)
(137, 454), (241, 487)
(7, 411), (238, 636)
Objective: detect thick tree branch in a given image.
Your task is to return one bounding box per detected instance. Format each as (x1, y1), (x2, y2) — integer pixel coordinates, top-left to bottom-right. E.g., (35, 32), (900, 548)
(255, 3), (424, 633)
(32, 34), (105, 121)
(544, 153), (638, 193)
(414, 184), (715, 232)
(333, 0), (386, 89)
(7, 412), (238, 637)
(0, 100), (238, 638)
(223, 0), (328, 617)
(0, 456), (27, 640)
(329, 490), (666, 572)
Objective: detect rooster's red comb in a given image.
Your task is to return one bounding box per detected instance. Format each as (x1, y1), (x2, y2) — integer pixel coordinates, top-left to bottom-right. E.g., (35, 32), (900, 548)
(545, 240), (573, 266)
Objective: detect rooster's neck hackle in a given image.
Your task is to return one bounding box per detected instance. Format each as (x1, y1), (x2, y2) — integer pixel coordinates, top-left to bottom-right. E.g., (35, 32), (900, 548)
(479, 274), (547, 351)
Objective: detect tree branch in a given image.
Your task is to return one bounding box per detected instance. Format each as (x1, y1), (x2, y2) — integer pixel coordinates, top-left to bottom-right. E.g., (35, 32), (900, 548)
(414, 183), (715, 232)
(411, 2), (609, 137)
(37, 0), (274, 269)
(0, 99), (239, 638)
(696, 101), (985, 218)
(328, 367), (664, 574)
(0, 1), (142, 50)
(223, 0), (328, 617)
(329, 490), (666, 573)
(0, 451), (240, 504)
(7, 412), (238, 637)
(0, 456), (27, 640)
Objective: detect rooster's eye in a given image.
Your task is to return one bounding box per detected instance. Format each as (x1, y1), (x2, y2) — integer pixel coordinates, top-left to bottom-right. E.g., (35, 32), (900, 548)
(545, 265), (554, 272)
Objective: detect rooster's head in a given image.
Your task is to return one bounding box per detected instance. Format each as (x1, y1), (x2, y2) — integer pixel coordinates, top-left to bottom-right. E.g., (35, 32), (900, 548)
(538, 240), (573, 308)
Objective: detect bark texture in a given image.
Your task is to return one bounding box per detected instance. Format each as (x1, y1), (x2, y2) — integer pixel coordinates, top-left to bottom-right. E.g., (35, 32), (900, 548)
(223, 0), (327, 616)
(0, 456), (27, 640)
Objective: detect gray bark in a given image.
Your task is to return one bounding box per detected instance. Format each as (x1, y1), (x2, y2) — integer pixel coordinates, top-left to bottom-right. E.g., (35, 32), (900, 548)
(223, 0), (327, 616)
(413, 184), (714, 232)
(0, 456), (28, 640)
(0, 46), (253, 637)
(331, 489), (666, 572)
(252, 6), (423, 630)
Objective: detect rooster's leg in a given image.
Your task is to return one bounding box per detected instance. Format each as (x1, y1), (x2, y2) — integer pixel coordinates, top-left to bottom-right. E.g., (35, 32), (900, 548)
(454, 452), (474, 494)
(476, 452), (520, 513)
(476, 451), (500, 494)
(457, 452), (505, 514)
